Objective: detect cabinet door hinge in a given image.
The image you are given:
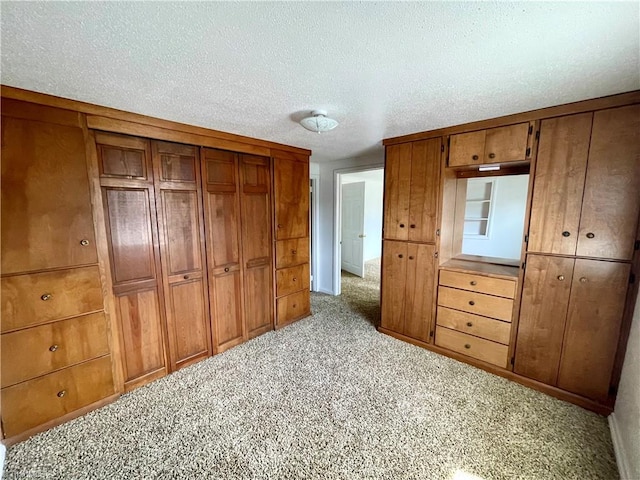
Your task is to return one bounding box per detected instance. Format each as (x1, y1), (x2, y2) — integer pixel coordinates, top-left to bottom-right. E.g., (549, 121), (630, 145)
(526, 147), (531, 157)
(524, 234), (529, 243)
(528, 125), (533, 135)
(521, 262), (526, 270)
(510, 357), (515, 365)
(535, 130), (540, 140)
(430, 330), (434, 337)
(441, 144), (445, 153)
(436, 229), (441, 236)
(634, 240), (640, 251)
(630, 273), (636, 284)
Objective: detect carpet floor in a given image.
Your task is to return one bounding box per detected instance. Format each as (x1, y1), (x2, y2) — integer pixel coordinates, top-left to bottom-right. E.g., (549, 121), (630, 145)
(4, 266), (618, 479)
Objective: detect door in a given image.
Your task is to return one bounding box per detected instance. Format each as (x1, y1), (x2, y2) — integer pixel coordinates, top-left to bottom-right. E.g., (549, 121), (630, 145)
(383, 143), (411, 240)
(274, 156), (309, 240)
(341, 182), (365, 277)
(381, 241), (407, 333)
(408, 138), (441, 243)
(403, 243), (436, 342)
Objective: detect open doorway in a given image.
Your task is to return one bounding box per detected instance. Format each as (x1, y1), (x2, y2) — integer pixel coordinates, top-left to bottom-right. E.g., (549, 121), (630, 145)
(336, 168), (384, 322)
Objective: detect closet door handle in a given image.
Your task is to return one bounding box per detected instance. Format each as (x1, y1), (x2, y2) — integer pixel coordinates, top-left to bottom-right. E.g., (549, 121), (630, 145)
(562, 231), (570, 237)
(409, 224), (416, 229)
(399, 223), (405, 228)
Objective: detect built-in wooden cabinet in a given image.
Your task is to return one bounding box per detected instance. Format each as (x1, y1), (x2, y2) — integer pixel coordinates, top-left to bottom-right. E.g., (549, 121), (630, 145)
(449, 123), (531, 168)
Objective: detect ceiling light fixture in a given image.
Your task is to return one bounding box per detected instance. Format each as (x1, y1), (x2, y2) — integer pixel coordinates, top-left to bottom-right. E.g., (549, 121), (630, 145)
(299, 109), (339, 134)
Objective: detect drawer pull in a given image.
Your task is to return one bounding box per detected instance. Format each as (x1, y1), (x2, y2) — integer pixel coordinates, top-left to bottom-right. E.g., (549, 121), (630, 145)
(470, 281), (477, 286)
(183, 275), (189, 280)
(398, 254), (403, 258)
(472, 155), (479, 161)
(57, 390), (66, 398)
(464, 344), (471, 349)
(293, 277), (297, 282)
(466, 322), (473, 327)
(399, 223), (405, 228)
(579, 277), (587, 283)
(557, 275), (565, 281)
(409, 256), (414, 260)
(292, 250), (297, 255)
(468, 300), (475, 306)
(586, 232), (595, 239)
(49, 344), (59, 352)
(293, 304), (297, 308)
(410, 224), (416, 228)
(277, 224), (283, 229)
(80, 239), (90, 246)
(224, 267), (230, 273)
(488, 153), (496, 159)
(41, 293), (52, 301)
(562, 231), (571, 237)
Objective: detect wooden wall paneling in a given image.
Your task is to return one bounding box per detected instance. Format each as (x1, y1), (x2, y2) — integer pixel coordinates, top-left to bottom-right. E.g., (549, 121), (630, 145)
(408, 138), (441, 243)
(1, 112), (98, 275)
(152, 141), (212, 371)
(239, 154), (274, 338)
(513, 255), (575, 385)
(201, 148), (246, 353)
(576, 105), (640, 261)
(380, 240), (408, 333)
(403, 243), (436, 342)
(273, 156), (309, 240)
(527, 113), (593, 256)
(557, 259), (631, 402)
(382, 143), (411, 240)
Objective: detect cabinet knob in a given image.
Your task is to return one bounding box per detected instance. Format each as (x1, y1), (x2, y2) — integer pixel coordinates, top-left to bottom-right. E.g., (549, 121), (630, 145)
(434, 252), (439, 258)
(436, 229), (440, 236)
(49, 344), (59, 352)
(562, 231), (570, 237)
(579, 277), (587, 283)
(472, 155), (479, 161)
(399, 223), (405, 228)
(470, 281), (477, 286)
(57, 390), (66, 398)
(464, 344), (471, 349)
(557, 275), (565, 281)
(293, 277), (297, 282)
(292, 250), (297, 255)
(488, 153), (496, 159)
(586, 232), (595, 239)
(41, 293), (52, 301)
(80, 239), (90, 246)
(292, 304), (297, 309)
(466, 322), (473, 327)
(398, 254), (403, 258)
(410, 224), (416, 229)
(468, 300), (475, 306)
(183, 275), (189, 280)
(409, 256), (414, 260)
(277, 224), (283, 229)
(224, 267), (230, 273)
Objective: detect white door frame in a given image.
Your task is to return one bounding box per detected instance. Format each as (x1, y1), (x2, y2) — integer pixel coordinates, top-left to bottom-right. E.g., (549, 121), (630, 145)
(310, 174), (320, 292)
(333, 163), (384, 296)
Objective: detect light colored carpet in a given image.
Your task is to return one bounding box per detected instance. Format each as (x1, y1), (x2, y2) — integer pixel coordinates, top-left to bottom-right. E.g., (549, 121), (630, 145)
(4, 274), (618, 479)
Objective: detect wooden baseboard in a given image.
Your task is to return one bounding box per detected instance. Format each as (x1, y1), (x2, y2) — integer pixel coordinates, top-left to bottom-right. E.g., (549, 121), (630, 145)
(3, 393), (120, 446)
(123, 368), (167, 393)
(377, 327), (612, 415)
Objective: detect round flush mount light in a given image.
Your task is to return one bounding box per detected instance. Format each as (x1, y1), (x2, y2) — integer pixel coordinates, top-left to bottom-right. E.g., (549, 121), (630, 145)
(299, 109), (339, 134)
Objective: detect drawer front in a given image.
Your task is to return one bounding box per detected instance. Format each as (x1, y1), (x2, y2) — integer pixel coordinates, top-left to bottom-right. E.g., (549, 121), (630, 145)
(1, 355), (114, 437)
(437, 286), (513, 322)
(435, 326), (509, 368)
(1, 312), (109, 388)
(276, 263), (310, 297)
(276, 290), (310, 326)
(439, 270), (516, 299)
(436, 307), (511, 345)
(275, 238), (310, 269)
(1, 266), (103, 333)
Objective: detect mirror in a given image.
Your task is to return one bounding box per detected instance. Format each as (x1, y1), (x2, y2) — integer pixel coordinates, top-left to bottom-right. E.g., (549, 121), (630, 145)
(459, 174), (529, 262)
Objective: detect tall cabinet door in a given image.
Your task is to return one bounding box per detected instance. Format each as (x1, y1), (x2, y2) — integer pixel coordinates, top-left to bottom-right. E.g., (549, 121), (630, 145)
(408, 139), (441, 243)
(403, 243), (436, 342)
(557, 259), (630, 401)
(201, 148), (245, 353)
(380, 241), (408, 333)
(273, 156), (309, 240)
(514, 255), (574, 385)
(576, 105), (640, 261)
(152, 141), (212, 371)
(383, 143), (411, 241)
(240, 154), (274, 338)
(96, 132), (168, 391)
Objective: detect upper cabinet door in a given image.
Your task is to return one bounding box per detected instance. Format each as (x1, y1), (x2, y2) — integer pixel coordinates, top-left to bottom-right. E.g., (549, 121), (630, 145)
(576, 105), (640, 261)
(1, 109), (98, 274)
(449, 123), (529, 167)
(449, 130), (486, 168)
(528, 113), (593, 255)
(408, 139), (441, 243)
(273, 157), (309, 240)
(383, 143), (412, 241)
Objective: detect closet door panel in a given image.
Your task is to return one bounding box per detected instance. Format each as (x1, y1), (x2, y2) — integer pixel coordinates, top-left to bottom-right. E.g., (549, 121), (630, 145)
(403, 243), (436, 342)
(528, 113), (592, 255)
(557, 259), (630, 401)
(408, 138), (441, 244)
(380, 241), (407, 333)
(160, 190), (202, 274)
(383, 144), (411, 240)
(244, 265), (273, 338)
(577, 105), (640, 260)
(274, 157), (309, 240)
(205, 192), (241, 268)
(167, 279), (209, 362)
(210, 271), (244, 351)
(514, 255), (574, 385)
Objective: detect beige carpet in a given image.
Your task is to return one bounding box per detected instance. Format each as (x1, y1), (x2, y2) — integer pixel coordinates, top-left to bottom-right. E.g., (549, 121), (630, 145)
(4, 265), (619, 479)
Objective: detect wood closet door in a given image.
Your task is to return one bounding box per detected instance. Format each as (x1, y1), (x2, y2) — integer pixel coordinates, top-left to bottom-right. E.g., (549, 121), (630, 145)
(528, 113), (592, 256)
(202, 148), (245, 353)
(380, 241), (408, 333)
(240, 154), (274, 338)
(153, 141), (211, 371)
(403, 243), (436, 342)
(576, 105), (640, 261)
(383, 144), (411, 241)
(1, 106), (98, 274)
(273, 156), (309, 240)
(557, 259), (630, 402)
(514, 255), (574, 385)
(408, 139), (441, 244)
(97, 132), (167, 391)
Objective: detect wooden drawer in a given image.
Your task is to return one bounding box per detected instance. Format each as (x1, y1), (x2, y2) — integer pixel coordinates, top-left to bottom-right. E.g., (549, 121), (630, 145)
(436, 307), (511, 345)
(439, 270), (516, 299)
(275, 238), (310, 269)
(1, 266), (103, 333)
(276, 290), (310, 326)
(438, 286), (513, 322)
(1, 355), (114, 437)
(276, 263), (310, 297)
(1, 312), (110, 388)
(435, 326), (509, 368)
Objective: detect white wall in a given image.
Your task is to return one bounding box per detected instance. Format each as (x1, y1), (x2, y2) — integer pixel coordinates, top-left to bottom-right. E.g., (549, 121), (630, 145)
(610, 292), (640, 480)
(462, 175), (529, 260)
(312, 153), (384, 295)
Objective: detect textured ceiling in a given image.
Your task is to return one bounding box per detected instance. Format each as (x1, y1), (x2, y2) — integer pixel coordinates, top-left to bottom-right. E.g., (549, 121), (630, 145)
(2, 2), (639, 162)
